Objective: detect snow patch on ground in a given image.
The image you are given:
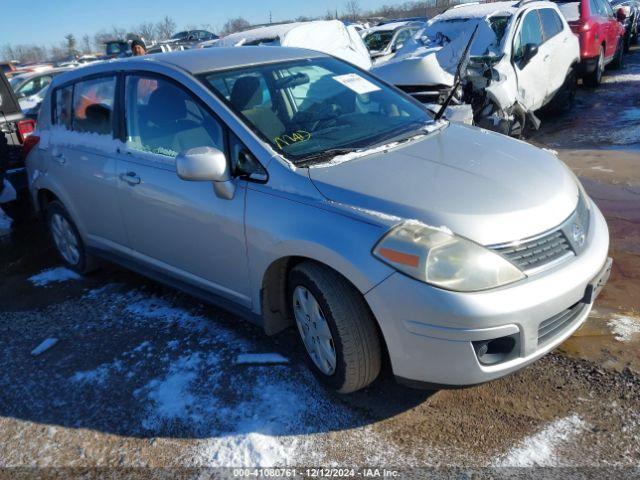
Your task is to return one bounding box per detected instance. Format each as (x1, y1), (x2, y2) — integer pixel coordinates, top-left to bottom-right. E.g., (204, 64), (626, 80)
(607, 314), (640, 343)
(30, 338), (58, 356)
(137, 353), (207, 430)
(590, 165), (614, 173)
(494, 414), (587, 467)
(29, 267), (81, 287)
(124, 295), (210, 332)
(236, 353), (290, 365)
(70, 361), (123, 385)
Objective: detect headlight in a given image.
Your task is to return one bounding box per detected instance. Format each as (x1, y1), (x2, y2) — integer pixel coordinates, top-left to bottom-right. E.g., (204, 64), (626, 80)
(373, 222), (525, 292)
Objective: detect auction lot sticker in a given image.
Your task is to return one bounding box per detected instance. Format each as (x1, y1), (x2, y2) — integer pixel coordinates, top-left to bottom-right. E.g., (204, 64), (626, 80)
(333, 73), (381, 95)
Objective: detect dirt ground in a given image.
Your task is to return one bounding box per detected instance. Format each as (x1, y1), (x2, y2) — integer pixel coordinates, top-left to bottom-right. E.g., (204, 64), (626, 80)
(0, 48), (639, 477)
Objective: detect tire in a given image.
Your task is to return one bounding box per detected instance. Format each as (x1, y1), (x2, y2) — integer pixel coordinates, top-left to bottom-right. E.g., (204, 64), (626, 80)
(45, 201), (98, 275)
(288, 261), (381, 393)
(624, 31), (631, 53)
(584, 46), (604, 87)
(475, 100), (524, 138)
(610, 39), (625, 70)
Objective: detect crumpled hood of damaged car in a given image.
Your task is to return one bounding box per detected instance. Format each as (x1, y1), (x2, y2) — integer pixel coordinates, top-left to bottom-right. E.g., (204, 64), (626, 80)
(308, 123), (579, 246)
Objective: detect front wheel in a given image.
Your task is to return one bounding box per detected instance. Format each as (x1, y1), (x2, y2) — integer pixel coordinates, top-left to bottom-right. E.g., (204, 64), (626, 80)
(288, 262), (382, 393)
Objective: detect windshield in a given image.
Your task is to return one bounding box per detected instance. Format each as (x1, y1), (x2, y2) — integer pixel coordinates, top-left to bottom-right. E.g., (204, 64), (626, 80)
(201, 57), (433, 163)
(172, 31), (188, 40)
(423, 16), (510, 54)
(364, 31), (394, 51)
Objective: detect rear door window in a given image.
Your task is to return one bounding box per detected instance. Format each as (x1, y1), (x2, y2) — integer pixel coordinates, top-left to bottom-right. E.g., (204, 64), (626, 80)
(539, 8), (564, 39)
(72, 76), (116, 136)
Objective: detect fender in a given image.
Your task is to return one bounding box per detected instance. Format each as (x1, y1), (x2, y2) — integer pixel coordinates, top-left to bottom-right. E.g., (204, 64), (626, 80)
(245, 185), (395, 319)
(31, 173), (88, 238)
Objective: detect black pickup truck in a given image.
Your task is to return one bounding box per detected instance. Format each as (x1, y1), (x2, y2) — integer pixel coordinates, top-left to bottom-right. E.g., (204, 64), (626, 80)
(1, 70), (35, 221)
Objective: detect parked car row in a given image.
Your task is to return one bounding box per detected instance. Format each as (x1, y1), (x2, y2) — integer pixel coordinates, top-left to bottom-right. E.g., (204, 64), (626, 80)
(360, 0), (628, 136)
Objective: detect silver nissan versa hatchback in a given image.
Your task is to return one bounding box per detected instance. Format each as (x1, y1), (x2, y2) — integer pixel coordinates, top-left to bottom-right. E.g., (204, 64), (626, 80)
(26, 47), (611, 393)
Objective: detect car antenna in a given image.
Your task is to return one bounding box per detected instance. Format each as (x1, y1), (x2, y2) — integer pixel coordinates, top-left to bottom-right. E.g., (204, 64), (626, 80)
(434, 24), (479, 121)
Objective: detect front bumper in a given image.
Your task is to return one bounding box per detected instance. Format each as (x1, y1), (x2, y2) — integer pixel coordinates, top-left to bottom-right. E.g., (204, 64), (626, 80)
(365, 201), (610, 387)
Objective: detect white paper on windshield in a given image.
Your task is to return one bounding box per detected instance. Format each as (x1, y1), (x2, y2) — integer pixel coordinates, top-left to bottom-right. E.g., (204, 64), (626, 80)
(333, 73), (381, 95)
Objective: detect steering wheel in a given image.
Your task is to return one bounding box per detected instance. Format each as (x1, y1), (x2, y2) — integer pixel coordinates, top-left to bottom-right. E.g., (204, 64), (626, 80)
(309, 104), (345, 132)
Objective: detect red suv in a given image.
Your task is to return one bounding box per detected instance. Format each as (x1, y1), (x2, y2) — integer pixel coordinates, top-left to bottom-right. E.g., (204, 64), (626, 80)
(555, 0), (626, 86)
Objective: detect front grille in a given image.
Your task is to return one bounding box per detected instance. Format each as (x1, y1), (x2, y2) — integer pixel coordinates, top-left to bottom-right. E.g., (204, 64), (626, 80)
(490, 192), (591, 274)
(538, 302), (587, 346)
(492, 230), (573, 272)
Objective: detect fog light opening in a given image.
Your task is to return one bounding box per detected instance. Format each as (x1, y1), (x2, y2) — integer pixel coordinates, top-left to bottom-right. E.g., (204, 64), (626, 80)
(473, 335), (517, 366)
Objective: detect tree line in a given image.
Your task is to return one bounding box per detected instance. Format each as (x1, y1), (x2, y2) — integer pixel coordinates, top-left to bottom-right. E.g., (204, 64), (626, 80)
(1, 0), (462, 64)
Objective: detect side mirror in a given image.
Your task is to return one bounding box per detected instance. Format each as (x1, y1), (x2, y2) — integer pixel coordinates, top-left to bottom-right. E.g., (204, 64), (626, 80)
(521, 43), (539, 66)
(617, 7), (627, 22)
(176, 146), (235, 199)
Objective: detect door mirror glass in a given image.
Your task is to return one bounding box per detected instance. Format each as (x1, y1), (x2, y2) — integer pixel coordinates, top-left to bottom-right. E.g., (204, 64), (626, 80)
(522, 43), (539, 66)
(176, 146), (230, 182)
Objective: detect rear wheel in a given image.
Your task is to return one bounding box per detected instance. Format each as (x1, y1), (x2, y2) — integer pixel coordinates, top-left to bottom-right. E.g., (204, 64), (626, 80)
(46, 201), (98, 274)
(584, 46), (604, 87)
(288, 261), (381, 393)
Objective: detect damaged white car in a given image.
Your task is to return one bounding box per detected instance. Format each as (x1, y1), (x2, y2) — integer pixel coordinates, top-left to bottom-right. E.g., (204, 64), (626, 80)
(203, 20), (372, 71)
(372, 1), (580, 136)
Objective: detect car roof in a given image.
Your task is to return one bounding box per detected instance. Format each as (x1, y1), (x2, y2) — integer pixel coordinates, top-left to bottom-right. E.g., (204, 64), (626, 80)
(437, 1), (520, 20)
(87, 47), (327, 77)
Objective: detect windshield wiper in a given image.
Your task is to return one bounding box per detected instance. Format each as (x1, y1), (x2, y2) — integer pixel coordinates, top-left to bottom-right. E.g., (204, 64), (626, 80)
(295, 148), (361, 167)
(434, 24), (479, 121)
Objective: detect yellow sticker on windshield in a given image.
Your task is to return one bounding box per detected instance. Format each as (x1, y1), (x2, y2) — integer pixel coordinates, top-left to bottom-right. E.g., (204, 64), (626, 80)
(274, 130), (311, 149)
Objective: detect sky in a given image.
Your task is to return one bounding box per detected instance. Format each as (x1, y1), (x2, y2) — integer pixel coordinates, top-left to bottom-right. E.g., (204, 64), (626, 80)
(0, 0), (395, 48)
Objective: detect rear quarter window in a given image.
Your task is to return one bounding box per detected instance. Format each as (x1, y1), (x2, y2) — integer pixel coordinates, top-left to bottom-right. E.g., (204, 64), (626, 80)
(53, 84), (74, 129)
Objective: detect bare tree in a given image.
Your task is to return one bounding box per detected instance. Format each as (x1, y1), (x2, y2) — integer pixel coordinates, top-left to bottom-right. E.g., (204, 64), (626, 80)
(81, 34), (92, 54)
(155, 15), (177, 41)
(64, 34), (77, 58)
(136, 22), (156, 44)
(221, 17), (251, 35)
(344, 0), (361, 21)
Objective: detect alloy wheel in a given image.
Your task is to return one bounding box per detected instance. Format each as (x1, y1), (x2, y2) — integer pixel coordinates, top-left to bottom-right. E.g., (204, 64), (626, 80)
(292, 285), (337, 375)
(50, 213), (80, 265)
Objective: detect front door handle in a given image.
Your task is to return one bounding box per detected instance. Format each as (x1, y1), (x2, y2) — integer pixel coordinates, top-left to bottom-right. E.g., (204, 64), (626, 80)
(119, 171), (141, 185)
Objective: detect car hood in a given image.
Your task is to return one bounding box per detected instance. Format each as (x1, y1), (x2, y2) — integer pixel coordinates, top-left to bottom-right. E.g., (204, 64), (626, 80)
(308, 123), (579, 246)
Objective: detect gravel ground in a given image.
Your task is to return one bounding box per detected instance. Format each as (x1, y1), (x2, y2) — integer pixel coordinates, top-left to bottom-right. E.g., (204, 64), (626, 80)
(0, 48), (639, 478)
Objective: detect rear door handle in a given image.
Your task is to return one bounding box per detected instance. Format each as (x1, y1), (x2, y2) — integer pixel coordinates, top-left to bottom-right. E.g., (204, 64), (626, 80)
(119, 171), (141, 185)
